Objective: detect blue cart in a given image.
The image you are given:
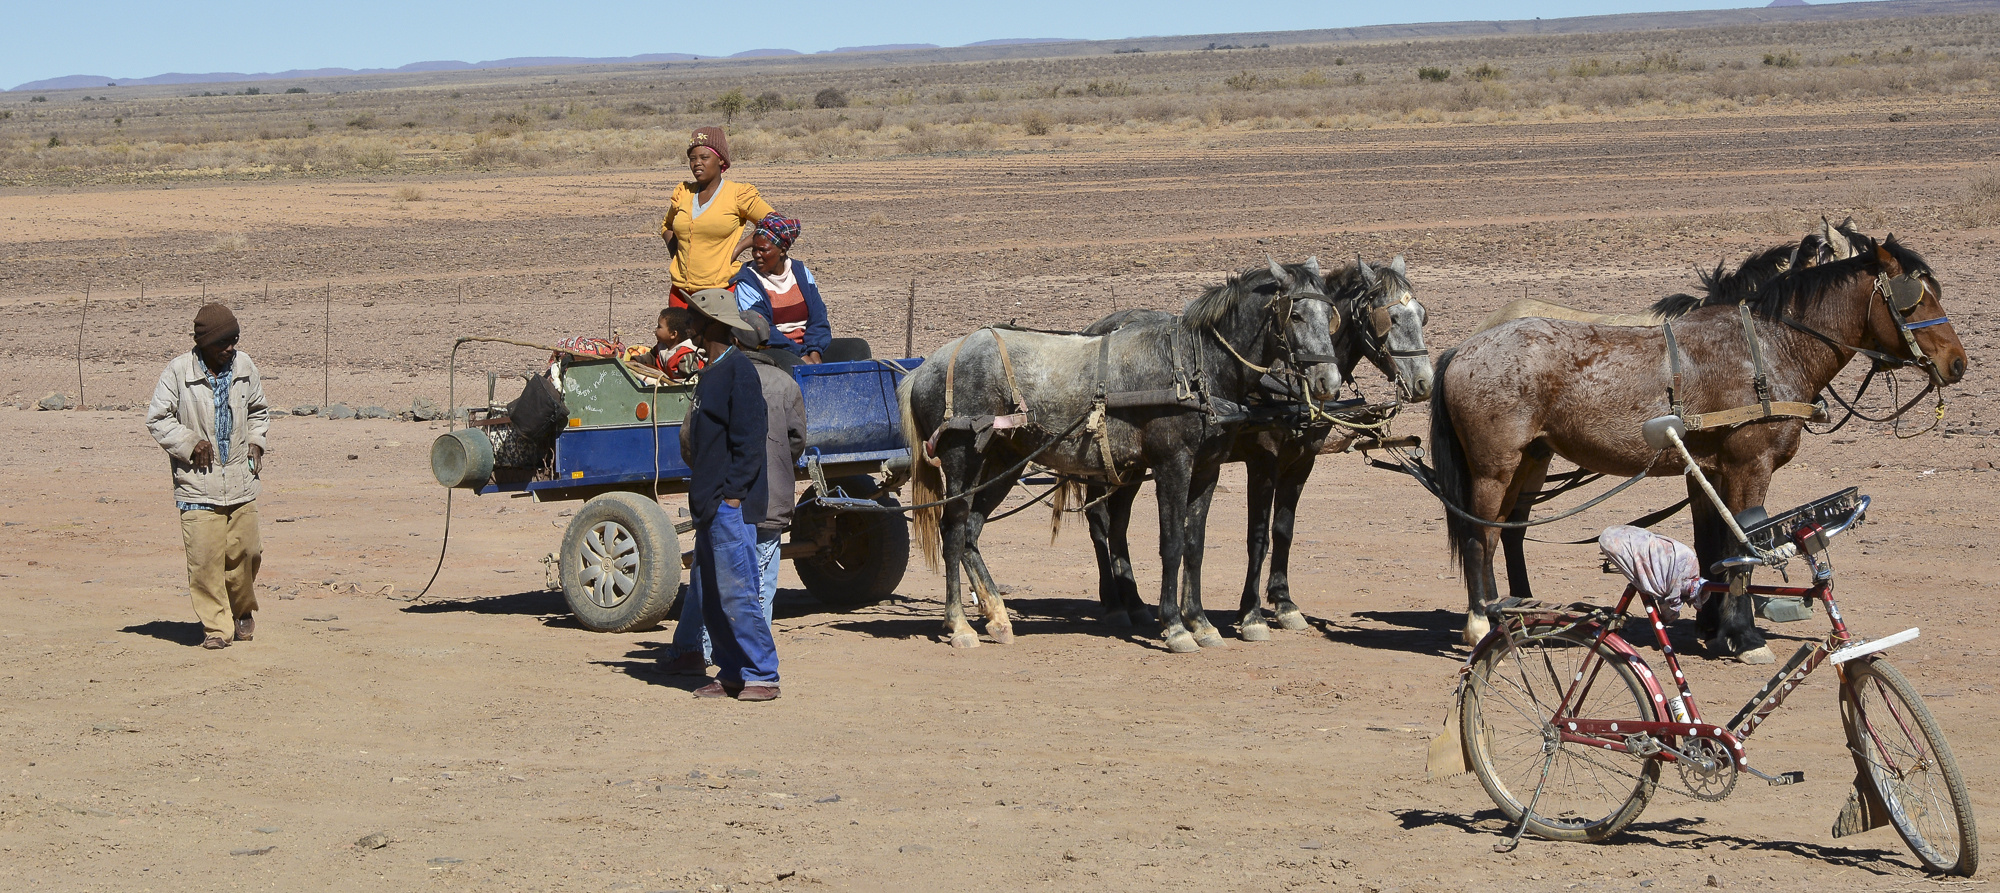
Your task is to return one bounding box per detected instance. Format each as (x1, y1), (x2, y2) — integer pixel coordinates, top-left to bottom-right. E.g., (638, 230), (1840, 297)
(431, 353), (919, 632)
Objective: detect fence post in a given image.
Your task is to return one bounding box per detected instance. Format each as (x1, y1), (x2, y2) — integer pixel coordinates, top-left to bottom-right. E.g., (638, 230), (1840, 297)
(904, 278), (916, 359)
(77, 283), (88, 410)
(323, 282), (331, 409)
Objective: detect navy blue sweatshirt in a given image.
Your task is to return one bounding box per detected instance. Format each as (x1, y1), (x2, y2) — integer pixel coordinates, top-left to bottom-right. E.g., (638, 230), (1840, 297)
(683, 347), (768, 526)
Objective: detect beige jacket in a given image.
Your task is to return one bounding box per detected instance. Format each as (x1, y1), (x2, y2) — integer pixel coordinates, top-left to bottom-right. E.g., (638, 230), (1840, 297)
(146, 350), (270, 506)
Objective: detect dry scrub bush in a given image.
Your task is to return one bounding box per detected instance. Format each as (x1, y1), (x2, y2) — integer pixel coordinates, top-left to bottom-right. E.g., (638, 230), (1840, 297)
(5, 10), (2000, 185)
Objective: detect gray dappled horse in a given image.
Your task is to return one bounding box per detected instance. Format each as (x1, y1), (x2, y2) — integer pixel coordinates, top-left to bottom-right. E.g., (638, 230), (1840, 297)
(1082, 257), (1434, 639)
(899, 260), (1342, 653)
(1432, 233), (1967, 663)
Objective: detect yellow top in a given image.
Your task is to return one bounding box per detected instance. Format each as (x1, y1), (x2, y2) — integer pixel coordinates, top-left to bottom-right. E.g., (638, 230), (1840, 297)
(661, 179), (775, 292)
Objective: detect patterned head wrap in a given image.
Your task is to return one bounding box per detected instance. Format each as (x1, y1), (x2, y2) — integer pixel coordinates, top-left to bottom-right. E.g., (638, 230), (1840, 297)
(754, 214), (801, 252)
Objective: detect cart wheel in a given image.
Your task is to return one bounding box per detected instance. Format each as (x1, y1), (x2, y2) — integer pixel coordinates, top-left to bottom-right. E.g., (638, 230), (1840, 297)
(794, 478), (910, 609)
(558, 491), (680, 632)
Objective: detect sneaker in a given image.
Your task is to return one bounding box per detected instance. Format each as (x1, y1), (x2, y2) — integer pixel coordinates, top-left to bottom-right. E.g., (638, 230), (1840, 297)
(201, 636), (230, 650)
(660, 652), (708, 676)
(737, 683), (780, 702)
(234, 615), (255, 642)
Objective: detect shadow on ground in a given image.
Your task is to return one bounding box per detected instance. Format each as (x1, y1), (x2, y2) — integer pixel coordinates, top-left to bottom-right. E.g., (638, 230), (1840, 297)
(1393, 808), (1914, 875)
(1309, 609), (1464, 658)
(119, 620), (208, 647)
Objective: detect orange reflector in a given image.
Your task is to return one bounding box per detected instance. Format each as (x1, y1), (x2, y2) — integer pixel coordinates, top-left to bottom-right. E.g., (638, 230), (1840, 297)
(571, 471), (584, 479)
(636, 402), (650, 421)
(568, 418), (582, 427)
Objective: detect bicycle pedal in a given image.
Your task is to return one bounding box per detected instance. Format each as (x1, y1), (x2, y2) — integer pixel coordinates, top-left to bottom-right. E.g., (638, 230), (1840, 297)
(1768, 770), (1805, 786)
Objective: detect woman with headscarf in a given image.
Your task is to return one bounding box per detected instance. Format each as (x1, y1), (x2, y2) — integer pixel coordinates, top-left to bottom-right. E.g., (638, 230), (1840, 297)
(660, 126), (777, 307)
(730, 214), (832, 363)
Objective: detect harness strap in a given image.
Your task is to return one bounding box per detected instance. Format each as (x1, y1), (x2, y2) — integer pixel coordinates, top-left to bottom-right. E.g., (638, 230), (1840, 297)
(1662, 321), (1685, 419)
(1738, 303), (1775, 419)
(1684, 401), (1819, 431)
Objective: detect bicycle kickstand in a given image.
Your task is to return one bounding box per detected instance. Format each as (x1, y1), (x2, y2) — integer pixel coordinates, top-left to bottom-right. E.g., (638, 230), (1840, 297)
(1495, 746), (1559, 853)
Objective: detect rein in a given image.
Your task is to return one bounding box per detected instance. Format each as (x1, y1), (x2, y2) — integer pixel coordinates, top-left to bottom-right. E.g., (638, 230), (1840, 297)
(1781, 270), (1949, 434)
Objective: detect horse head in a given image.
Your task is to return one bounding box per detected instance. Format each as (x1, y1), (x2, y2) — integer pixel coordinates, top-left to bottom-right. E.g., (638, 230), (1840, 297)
(1267, 255), (1344, 403)
(1348, 255), (1433, 402)
(1864, 236), (1967, 385)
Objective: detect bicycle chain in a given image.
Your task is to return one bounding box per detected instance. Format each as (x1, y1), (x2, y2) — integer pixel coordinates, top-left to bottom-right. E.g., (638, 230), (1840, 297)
(1555, 734), (1738, 803)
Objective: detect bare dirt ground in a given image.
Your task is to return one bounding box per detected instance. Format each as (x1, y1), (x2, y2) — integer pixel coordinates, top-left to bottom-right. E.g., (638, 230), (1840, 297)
(3, 98), (1999, 892)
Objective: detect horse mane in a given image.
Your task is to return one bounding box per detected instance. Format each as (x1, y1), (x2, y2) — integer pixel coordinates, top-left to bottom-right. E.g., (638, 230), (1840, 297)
(1738, 232), (1929, 320)
(1323, 259), (1411, 303)
(1648, 233), (1828, 320)
(1182, 262), (1319, 329)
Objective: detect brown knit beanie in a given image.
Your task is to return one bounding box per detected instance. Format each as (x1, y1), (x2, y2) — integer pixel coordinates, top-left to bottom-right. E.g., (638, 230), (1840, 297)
(688, 126), (730, 169)
(193, 303), (239, 349)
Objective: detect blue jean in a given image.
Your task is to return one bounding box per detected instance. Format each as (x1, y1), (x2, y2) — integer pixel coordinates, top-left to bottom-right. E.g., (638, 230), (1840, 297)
(680, 502), (778, 685)
(669, 526), (781, 664)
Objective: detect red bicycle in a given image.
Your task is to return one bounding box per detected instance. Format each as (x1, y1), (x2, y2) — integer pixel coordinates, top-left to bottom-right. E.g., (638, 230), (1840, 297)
(1450, 420), (1977, 875)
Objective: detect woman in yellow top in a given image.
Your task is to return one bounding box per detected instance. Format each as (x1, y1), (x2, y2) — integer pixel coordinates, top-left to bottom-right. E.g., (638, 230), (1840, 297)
(660, 126), (777, 308)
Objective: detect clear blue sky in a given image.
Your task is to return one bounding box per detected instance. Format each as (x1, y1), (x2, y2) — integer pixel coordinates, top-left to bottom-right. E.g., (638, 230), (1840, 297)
(7, 0), (1834, 90)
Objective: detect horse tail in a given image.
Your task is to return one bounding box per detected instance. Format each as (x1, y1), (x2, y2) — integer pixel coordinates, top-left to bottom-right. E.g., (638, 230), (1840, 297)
(1429, 347), (1471, 572)
(1049, 478), (1085, 544)
(898, 372), (943, 571)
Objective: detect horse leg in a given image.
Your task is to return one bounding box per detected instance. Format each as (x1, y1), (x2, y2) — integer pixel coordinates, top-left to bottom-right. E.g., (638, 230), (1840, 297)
(1182, 461), (1227, 648)
(1500, 446), (1552, 602)
(1266, 440), (1315, 632)
(965, 480), (1016, 644)
(1459, 473), (1517, 646)
(938, 442), (983, 650)
(1106, 483), (1151, 623)
(1152, 459), (1200, 654)
(1087, 483), (1131, 627)
(1709, 470), (1775, 664)
(1237, 445), (1278, 642)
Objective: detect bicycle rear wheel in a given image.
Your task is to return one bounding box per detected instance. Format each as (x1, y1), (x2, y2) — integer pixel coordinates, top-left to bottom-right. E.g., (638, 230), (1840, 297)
(1461, 624), (1660, 842)
(1842, 657), (1978, 876)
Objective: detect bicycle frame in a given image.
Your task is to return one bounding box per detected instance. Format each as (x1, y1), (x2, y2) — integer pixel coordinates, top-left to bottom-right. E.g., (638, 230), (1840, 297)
(1501, 570), (1856, 776)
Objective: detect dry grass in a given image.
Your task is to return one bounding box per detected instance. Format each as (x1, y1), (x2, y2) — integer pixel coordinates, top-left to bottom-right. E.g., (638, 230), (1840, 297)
(4, 11), (2000, 185)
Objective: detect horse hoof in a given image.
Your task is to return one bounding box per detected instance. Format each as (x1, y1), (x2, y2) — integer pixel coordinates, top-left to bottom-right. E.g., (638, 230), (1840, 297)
(990, 624), (1015, 645)
(1737, 646), (1775, 665)
(949, 632), (981, 650)
(1463, 615), (1491, 647)
(1239, 623), (1272, 642)
(1102, 611), (1132, 628)
(1275, 610), (1308, 631)
(1195, 633), (1229, 649)
(1165, 632), (1200, 654)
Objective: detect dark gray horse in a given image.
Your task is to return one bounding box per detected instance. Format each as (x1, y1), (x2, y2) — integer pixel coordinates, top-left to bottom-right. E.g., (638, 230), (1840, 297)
(1082, 257), (1434, 638)
(899, 259), (1342, 653)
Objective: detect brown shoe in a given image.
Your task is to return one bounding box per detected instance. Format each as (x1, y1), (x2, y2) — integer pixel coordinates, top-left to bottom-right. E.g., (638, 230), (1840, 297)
(693, 681), (737, 699)
(234, 615), (255, 642)
(201, 636), (230, 650)
(660, 651), (707, 676)
(737, 683), (780, 702)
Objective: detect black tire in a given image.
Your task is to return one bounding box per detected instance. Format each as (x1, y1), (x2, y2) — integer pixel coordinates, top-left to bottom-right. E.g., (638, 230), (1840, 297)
(557, 492), (681, 632)
(793, 479), (909, 608)
(1462, 624), (1660, 842)
(1843, 657), (1979, 876)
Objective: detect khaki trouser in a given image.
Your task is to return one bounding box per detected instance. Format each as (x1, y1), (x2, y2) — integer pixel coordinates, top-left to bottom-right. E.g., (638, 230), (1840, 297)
(180, 502), (261, 640)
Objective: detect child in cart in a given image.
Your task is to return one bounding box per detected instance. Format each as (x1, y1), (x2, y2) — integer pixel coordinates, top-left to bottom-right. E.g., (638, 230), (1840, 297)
(631, 306), (704, 381)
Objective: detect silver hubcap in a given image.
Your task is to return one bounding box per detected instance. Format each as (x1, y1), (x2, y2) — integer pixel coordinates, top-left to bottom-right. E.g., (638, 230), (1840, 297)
(579, 521), (639, 609)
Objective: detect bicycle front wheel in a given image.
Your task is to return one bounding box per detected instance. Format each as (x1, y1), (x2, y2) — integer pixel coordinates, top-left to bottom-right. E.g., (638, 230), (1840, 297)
(1843, 657), (1978, 876)
(1461, 624), (1660, 842)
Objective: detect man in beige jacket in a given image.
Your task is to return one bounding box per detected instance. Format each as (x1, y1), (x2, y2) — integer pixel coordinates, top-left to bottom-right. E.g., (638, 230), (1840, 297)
(146, 304), (270, 650)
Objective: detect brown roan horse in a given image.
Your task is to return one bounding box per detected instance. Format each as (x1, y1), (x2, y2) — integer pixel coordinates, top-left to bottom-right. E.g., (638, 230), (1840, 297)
(1430, 233), (1967, 662)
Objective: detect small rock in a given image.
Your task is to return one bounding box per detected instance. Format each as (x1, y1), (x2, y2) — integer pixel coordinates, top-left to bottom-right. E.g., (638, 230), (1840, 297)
(724, 768), (760, 778)
(37, 393), (69, 411)
(346, 454), (359, 460)
(303, 615), (337, 622)
(426, 856), (462, 866)
(356, 832), (390, 849)
(898, 844), (932, 854)
(358, 405), (391, 419)
(410, 397), (443, 421)
(815, 794), (841, 803)
(91, 723), (133, 733)
(230, 846), (275, 856)
(1299, 840), (1323, 850)
(291, 404), (318, 416)
(1705, 876), (1723, 889)
(324, 404), (355, 420)
(1888, 112), (1908, 122)
(255, 826), (280, 834)
(1062, 850), (1079, 861)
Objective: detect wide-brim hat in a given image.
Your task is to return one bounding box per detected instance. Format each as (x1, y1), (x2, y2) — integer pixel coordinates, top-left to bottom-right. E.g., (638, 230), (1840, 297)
(685, 288), (758, 333)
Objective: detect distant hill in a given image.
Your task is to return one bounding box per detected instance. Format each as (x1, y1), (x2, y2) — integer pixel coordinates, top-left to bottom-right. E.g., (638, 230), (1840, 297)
(12, 54), (703, 91)
(819, 44), (940, 54)
(1769, 0), (1811, 6)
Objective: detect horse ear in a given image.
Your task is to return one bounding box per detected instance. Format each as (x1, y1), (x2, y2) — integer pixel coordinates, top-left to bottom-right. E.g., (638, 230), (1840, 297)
(1874, 239), (1901, 275)
(1826, 220), (1856, 260)
(1303, 255), (1321, 279)
(1267, 255), (1288, 285)
(1389, 254), (1407, 277)
(1356, 256), (1378, 285)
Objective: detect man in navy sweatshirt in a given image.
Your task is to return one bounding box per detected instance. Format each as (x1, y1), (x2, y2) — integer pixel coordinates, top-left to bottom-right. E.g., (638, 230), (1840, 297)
(678, 288), (778, 701)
